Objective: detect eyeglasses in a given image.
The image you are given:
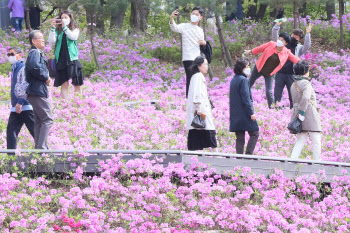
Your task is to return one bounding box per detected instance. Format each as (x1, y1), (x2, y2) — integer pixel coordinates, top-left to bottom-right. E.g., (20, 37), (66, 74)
(34, 37), (45, 40)
(7, 53), (16, 57)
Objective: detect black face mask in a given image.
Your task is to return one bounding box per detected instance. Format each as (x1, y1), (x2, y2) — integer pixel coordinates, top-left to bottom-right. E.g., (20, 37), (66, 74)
(290, 37), (298, 47)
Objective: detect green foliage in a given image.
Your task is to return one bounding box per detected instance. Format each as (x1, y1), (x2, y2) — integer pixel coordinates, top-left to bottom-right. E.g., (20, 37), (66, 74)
(147, 12), (174, 37)
(228, 41), (244, 56)
(0, 63), (11, 77)
(147, 46), (182, 65)
(122, 4), (132, 31)
(80, 60), (98, 78)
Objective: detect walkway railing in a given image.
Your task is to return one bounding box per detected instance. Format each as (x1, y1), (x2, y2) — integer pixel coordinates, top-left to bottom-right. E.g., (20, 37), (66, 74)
(0, 149), (349, 182)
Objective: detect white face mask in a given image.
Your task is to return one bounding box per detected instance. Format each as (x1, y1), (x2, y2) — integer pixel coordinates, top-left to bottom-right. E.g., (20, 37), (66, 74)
(191, 15), (200, 23)
(276, 39), (284, 47)
(62, 18), (70, 26)
(243, 67), (251, 77)
(8, 56), (17, 65)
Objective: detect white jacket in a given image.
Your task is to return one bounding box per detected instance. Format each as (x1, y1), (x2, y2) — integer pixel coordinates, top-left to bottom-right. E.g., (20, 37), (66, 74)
(186, 72), (215, 130)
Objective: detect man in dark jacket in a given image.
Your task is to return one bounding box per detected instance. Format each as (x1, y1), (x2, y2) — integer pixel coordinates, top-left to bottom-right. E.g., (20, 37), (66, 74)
(6, 47), (34, 149)
(25, 30), (53, 149)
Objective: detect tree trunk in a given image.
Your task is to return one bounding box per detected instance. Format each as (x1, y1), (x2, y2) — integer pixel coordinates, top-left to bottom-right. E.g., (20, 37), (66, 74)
(215, 14), (234, 67)
(256, 3), (267, 22)
(130, 0), (149, 32)
(96, 17), (105, 35)
(293, 1), (299, 29)
(298, 2), (307, 18)
(339, 0), (344, 54)
(270, 8), (277, 19)
(89, 13), (100, 69)
(326, 1), (335, 20)
(25, 8), (31, 31)
(110, 11), (126, 30)
(340, 0), (345, 15)
(203, 9), (214, 80)
(246, 0), (258, 20)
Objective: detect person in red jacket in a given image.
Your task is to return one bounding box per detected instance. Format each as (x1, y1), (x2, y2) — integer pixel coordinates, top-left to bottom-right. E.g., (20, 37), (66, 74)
(244, 33), (300, 109)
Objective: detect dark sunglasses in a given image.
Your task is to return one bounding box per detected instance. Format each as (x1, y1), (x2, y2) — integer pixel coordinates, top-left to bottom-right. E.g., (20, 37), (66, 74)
(7, 53), (16, 57)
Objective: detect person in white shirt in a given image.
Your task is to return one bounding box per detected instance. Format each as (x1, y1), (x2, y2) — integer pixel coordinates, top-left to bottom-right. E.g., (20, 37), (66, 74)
(48, 10), (83, 101)
(170, 6), (207, 98)
(187, 56), (217, 151)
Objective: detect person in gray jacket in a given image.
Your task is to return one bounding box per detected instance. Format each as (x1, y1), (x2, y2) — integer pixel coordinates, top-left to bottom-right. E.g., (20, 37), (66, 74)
(290, 60), (321, 161)
(272, 21), (313, 109)
(26, 30), (53, 149)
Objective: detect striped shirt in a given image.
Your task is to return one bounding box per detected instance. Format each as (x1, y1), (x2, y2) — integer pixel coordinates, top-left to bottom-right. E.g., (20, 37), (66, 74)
(170, 22), (204, 61)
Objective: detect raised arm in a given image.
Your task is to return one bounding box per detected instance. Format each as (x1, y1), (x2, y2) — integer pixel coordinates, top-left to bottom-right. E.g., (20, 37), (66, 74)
(251, 41), (274, 55)
(271, 23), (281, 42)
(169, 9), (184, 34)
(288, 50), (301, 64)
(300, 24), (313, 56)
(47, 27), (57, 43)
(63, 26), (79, 41)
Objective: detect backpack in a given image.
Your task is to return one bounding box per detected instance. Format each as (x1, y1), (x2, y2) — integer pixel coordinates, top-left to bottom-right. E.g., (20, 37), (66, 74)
(200, 41), (213, 64)
(14, 66), (29, 99)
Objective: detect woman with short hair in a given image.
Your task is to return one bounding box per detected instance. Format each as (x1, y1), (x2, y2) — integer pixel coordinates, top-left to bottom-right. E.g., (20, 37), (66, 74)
(186, 56), (217, 151)
(230, 58), (259, 155)
(290, 60), (322, 160)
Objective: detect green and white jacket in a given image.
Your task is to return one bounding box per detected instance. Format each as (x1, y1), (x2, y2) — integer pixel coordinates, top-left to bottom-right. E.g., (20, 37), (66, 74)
(48, 26), (80, 62)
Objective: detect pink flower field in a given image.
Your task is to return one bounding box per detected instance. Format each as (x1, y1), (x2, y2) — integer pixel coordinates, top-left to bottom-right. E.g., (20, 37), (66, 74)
(0, 31), (350, 232)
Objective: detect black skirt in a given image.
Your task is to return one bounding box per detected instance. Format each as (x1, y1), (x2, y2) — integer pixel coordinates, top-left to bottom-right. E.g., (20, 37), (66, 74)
(54, 33), (83, 87)
(54, 60), (83, 87)
(187, 129), (217, 151)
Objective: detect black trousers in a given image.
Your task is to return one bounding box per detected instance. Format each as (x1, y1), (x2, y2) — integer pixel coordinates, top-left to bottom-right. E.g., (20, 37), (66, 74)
(235, 131), (259, 155)
(274, 72), (295, 109)
(183, 60), (194, 98)
(6, 110), (35, 149)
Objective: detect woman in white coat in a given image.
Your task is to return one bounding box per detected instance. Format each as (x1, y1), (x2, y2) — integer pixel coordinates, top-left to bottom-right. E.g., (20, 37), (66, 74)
(186, 56), (217, 150)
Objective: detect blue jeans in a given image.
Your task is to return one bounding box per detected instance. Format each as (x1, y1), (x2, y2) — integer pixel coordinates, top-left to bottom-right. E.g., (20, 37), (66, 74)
(11, 17), (24, 31)
(249, 65), (275, 109)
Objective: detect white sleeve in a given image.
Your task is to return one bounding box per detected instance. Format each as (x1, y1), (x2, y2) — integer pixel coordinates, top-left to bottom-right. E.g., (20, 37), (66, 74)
(170, 22), (185, 34)
(63, 27), (79, 41)
(191, 74), (203, 104)
(47, 28), (57, 43)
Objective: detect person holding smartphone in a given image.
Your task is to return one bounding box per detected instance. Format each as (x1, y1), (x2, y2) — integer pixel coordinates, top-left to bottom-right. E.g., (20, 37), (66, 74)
(170, 6), (206, 98)
(48, 10), (83, 101)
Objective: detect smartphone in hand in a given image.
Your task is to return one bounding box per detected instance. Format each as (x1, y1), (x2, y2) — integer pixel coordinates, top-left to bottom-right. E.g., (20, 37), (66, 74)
(174, 6), (179, 15)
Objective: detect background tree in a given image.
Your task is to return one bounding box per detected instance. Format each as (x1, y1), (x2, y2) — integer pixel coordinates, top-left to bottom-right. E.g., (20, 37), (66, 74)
(261, 0), (328, 28)
(339, 0), (344, 52)
(326, 0), (336, 20)
(72, 0), (103, 69)
(130, 0), (150, 32)
(194, 0), (234, 67)
(107, 0), (130, 30)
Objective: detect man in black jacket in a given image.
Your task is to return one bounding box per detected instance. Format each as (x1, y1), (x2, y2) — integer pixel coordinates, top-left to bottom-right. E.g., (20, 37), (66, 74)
(25, 30), (53, 149)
